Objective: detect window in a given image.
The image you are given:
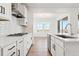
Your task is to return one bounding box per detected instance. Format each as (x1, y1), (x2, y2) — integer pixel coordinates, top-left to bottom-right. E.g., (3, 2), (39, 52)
(58, 20), (68, 33)
(36, 22), (50, 32)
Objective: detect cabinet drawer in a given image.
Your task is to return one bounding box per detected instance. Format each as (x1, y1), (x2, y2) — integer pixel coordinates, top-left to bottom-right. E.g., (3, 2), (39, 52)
(7, 42), (16, 52)
(17, 39), (24, 44)
(55, 38), (64, 47)
(3, 42), (16, 56)
(7, 47), (16, 55)
(8, 51), (16, 56)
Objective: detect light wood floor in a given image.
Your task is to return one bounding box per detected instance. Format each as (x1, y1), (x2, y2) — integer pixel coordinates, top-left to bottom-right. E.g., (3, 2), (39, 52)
(27, 37), (51, 56)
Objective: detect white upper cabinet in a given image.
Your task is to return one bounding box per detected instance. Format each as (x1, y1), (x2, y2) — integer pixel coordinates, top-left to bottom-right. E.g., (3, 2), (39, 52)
(18, 4), (28, 26)
(20, 5), (28, 26)
(12, 3), (28, 26)
(12, 3), (25, 18)
(18, 4), (26, 17)
(0, 3), (11, 21)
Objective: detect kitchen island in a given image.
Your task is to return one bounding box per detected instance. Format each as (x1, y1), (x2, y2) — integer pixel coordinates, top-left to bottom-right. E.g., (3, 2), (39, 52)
(47, 33), (79, 56)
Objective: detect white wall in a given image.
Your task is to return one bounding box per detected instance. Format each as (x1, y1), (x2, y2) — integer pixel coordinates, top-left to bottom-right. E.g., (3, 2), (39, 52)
(33, 16), (51, 37)
(32, 8), (58, 37)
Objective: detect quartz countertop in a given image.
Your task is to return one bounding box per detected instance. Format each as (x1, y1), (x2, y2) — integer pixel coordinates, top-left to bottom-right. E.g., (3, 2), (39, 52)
(48, 33), (79, 42)
(0, 33), (32, 48)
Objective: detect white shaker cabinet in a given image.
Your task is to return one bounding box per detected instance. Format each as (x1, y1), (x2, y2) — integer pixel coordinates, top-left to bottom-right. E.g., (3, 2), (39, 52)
(18, 5), (28, 26)
(47, 34), (51, 53)
(0, 3), (11, 21)
(18, 17), (28, 26)
(27, 34), (32, 50)
(23, 35), (28, 55)
(3, 42), (16, 56)
(51, 36), (55, 56)
(12, 3), (28, 26)
(24, 33), (33, 56)
(17, 39), (24, 56)
(49, 34), (79, 56)
(55, 43), (64, 56)
(51, 36), (64, 56)
(0, 48), (1, 56)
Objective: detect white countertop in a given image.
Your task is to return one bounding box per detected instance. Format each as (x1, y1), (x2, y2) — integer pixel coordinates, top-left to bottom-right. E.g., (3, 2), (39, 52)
(48, 33), (79, 42)
(0, 33), (32, 48)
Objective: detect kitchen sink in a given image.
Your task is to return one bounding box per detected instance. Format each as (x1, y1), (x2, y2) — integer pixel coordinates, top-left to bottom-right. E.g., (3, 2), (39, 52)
(56, 35), (77, 38)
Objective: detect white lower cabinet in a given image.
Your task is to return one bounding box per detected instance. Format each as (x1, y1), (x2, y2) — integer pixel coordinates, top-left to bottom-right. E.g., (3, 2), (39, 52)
(51, 36), (64, 56)
(0, 33), (33, 56)
(50, 35), (79, 56)
(24, 33), (33, 56)
(27, 37), (32, 50)
(0, 48), (1, 56)
(51, 36), (55, 56)
(47, 34), (51, 52)
(3, 42), (16, 56)
(55, 43), (64, 56)
(16, 39), (24, 56)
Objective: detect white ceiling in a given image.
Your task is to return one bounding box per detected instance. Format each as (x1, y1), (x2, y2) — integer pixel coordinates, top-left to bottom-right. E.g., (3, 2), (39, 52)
(23, 3), (79, 20)
(25, 3), (79, 8)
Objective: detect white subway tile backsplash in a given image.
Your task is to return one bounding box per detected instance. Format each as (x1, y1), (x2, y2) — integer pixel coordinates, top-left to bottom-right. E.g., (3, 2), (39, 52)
(0, 16), (23, 36)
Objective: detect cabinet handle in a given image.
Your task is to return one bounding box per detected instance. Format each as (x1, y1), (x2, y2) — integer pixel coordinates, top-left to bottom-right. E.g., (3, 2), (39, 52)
(53, 44), (56, 51)
(8, 46), (15, 50)
(31, 37), (32, 40)
(27, 41), (28, 43)
(18, 50), (20, 56)
(10, 52), (15, 56)
(19, 40), (23, 43)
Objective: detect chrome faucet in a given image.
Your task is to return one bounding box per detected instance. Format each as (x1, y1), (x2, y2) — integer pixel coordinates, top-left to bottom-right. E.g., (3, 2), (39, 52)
(65, 23), (73, 35)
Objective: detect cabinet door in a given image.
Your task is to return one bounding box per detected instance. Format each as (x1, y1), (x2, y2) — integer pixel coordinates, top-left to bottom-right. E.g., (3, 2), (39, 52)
(51, 37), (55, 56)
(3, 42), (16, 56)
(55, 43), (64, 56)
(23, 36), (28, 55)
(27, 37), (32, 49)
(0, 3), (5, 16)
(18, 4), (24, 16)
(24, 33), (32, 55)
(27, 33), (32, 49)
(0, 3), (11, 21)
(17, 39), (24, 56)
(18, 4), (27, 26)
(47, 34), (51, 52)
(0, 48), (1, 56)
(5, 3), (11, 20)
